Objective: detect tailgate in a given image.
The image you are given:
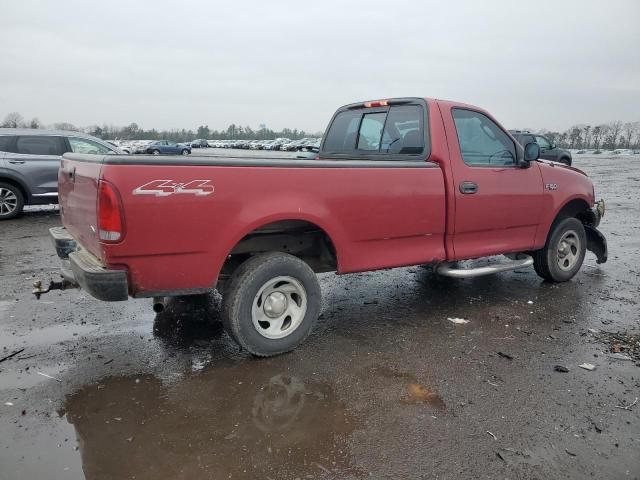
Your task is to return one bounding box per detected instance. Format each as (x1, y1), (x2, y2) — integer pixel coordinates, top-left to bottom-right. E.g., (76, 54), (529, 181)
(59, 154), (103, 260)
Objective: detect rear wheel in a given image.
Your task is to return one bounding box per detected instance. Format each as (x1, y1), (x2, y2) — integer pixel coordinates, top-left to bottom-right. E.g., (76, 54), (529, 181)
(533, 217), (586, 282)
(0, 182), (24, 220)
(559, 156), (571, 166)
(222, 252), (321, 357)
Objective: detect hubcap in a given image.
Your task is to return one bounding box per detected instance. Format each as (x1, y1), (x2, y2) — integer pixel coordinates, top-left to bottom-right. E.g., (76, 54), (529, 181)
(556, 230), (581, 271)
(0, 188), (18, 216)
(252, 276), (307, 339)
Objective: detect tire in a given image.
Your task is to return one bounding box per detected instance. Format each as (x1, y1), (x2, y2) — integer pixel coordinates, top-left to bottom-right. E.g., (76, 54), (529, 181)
(181, 149), (189, 156)
(0, 182), (25, 220)
(222, 252), (321, 357)
(559, 157), (572, 166)
(152, 149), (161, 155)
(533, 217), (586, 282)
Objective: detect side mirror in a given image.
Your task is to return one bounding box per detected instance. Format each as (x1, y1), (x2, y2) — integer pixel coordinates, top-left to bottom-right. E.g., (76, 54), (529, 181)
(523, 142), (540, 162)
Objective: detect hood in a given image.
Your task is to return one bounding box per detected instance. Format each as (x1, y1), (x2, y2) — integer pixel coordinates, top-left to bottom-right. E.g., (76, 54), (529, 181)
(537, 159), (587, 177)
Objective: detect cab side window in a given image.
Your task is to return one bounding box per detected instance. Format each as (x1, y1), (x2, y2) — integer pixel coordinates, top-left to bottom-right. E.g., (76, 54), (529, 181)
(452, 109), (516, 166)
(0, 135), (16, 153)
(535, 135), (551, 149)
(16, 136), (65, 156)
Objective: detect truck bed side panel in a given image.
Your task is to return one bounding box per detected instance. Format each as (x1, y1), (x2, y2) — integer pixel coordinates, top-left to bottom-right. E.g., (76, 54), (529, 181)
(99, 163), (446, 296)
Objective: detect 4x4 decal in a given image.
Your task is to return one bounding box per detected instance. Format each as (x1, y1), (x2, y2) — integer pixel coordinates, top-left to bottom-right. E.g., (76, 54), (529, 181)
(133, 180), (214, 197)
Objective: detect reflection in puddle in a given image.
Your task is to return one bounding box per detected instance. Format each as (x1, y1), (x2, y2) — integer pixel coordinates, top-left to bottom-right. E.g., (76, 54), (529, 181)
(366, 365), (447, 411)
(403, 383), (447, 411)
(64, 364), (355, 479)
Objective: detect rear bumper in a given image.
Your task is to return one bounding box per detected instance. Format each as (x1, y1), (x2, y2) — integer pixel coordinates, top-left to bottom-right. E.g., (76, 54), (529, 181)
(50, 227), (129, 301)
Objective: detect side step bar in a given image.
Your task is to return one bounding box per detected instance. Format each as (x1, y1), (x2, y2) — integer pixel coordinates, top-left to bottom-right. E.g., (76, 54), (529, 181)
(436, 254), (533, 278)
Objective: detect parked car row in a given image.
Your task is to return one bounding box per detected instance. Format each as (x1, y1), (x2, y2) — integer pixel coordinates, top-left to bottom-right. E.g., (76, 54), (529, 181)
(208, 138), (321, 151)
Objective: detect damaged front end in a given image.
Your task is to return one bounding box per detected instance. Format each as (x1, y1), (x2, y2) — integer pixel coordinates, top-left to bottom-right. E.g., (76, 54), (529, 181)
(583, 199), (608, 264)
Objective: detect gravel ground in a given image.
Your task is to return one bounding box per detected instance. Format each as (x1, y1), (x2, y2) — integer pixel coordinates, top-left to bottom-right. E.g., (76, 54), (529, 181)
(0, 154), (639, 480)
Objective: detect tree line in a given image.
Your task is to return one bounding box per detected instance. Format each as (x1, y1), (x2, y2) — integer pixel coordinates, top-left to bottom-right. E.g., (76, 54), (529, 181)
(2, 111), (639, 149)
(0, 112), (321, 142)
(534, 121), (640, 151)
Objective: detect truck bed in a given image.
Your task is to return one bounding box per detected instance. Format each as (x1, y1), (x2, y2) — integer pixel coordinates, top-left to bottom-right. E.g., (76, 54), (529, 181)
(59, 153), (447, 297)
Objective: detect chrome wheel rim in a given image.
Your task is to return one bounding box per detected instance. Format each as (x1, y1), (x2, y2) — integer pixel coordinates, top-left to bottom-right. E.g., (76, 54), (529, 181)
(0, 188), (18, 216)
(252, 276), (307, 339)
(556, 230), (581, 271)
(182, 150), (189, 155)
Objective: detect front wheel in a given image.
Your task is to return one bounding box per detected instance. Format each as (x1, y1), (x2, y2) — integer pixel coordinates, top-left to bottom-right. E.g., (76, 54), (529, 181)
(151, 149), (161, 155)
(222, 252), (321, 357)
(181, 149), (189, 156)
(533, 217), (586, 282)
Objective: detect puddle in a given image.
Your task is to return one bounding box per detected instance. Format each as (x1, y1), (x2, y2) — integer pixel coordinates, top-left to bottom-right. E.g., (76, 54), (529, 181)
(58, 363), (355, 479)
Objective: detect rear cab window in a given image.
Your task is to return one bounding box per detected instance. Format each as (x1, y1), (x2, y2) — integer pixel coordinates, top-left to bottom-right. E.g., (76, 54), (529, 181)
(321, 99), (429, 160)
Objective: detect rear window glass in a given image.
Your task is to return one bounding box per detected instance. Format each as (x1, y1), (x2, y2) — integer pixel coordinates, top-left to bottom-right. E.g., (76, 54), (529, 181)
(0, 135), (16, 153)
(323, 111), (361, 152)
(16, 136), (64, 155)
(323, 104), (426, 158)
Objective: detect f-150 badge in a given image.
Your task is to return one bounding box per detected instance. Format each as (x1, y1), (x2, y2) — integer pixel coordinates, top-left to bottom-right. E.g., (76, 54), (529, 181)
(133, 180), (214, 197)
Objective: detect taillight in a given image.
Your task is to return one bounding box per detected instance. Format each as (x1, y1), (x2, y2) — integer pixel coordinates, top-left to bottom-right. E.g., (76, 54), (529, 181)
(97, 180), (124, 242)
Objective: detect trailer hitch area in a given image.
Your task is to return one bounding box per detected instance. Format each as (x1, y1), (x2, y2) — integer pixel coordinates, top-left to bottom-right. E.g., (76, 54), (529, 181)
(32, 278), (77, 299)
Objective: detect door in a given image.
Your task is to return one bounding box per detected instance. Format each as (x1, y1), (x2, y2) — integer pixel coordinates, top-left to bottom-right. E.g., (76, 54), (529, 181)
(535, 135), (556, 161)
(445, 108), (544, 260)
(5, 135), (66, 196)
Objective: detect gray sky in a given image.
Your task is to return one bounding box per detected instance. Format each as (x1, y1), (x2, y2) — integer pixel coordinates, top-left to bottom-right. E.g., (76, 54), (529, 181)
(1, 0), (638, 133)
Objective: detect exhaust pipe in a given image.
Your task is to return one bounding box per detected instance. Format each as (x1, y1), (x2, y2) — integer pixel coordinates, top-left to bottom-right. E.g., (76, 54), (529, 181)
(152, 297), (166, 313)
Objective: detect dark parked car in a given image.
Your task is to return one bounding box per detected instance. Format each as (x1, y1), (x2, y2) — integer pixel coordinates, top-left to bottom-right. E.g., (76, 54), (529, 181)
(510, 131), (572, 165)
(190, 139), (209, 148)
(144, 140), (191, 155)
(0, 128), (120, 219)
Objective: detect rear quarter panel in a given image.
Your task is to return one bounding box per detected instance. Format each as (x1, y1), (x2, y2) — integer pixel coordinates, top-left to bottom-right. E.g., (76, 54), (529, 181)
(100, 162), (446, 296)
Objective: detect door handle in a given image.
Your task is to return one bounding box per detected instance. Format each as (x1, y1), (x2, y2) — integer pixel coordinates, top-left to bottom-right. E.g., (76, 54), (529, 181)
(8, 160), (25, 164)
(459, 181), (478, 194)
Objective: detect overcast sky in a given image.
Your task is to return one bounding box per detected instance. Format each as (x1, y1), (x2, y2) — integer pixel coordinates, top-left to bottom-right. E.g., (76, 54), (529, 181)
(1, 0), (638, 133)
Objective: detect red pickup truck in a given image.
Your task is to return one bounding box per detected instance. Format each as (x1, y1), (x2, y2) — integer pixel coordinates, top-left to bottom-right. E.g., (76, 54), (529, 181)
(44, 97), (607, 356)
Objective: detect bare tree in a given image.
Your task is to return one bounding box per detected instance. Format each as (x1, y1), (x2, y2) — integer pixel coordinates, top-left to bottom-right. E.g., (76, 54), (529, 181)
(568, 126), (583, 149)
(53, 122), (79, 131)
(1, 112), (24, 128)
(622, 122), (638, 149)
(28, 117), (41, 129)
(608, 120), (623, 149)
(591, 125), (608, 150)
(583, 125), (591, 149)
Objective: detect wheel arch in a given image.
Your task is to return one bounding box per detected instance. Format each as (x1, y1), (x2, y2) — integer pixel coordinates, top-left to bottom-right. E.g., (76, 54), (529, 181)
(216, 215), (342, 286)
(0, 174), (30, 203)
(536, 197), (592, 248)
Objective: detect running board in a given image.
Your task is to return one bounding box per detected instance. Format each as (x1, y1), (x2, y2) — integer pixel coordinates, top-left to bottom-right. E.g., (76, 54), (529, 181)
(436, 254), (533, 278)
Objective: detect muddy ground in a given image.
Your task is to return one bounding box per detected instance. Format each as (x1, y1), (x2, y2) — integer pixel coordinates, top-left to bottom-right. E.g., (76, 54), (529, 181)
(0, 154), (639, 480)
